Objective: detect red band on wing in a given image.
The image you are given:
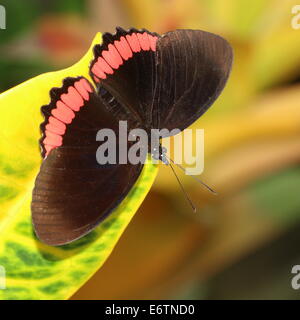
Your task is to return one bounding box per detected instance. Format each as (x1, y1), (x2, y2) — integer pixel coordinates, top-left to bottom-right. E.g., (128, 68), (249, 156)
(102, 48), (120, 69)
(97, 57), (114, 74)
(42, 78), (92, 157)
(92, 32), (158, 81)
(148, 34), (157, 51)
(126, 33), (141, 53)
(49, 116), (66, 132)
(93, 75), (100, 83)
(114, 37), (133, 60)
(45, 122), (65, 135)
(81, 78), (93, 93)
(44, 130), (63, 147)
(61, 87), (84, 111)
(74, 79), (90, 100)
(137, 32), (150, 51)
(92, 64), (107, 79)
(53, 101), (75, 123)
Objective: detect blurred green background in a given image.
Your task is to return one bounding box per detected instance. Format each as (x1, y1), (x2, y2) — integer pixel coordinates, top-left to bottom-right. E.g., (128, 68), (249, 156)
(1, 0), (300, 299)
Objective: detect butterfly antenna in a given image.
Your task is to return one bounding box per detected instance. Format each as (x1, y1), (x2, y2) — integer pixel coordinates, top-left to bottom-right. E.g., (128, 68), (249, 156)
(168, 160), (197, 212)
(166, 156), (217, 195)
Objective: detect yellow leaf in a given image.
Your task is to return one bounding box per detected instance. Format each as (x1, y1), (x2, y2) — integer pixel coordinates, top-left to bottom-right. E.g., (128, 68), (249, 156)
(0, 33), (158, 300)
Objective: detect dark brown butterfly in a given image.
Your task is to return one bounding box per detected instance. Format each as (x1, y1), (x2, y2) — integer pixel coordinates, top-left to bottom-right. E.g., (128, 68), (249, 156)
(31, 27), (233, 246)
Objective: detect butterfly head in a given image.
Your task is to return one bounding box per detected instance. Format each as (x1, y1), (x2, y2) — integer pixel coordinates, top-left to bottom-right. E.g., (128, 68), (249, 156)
(151, 145), (169, 165)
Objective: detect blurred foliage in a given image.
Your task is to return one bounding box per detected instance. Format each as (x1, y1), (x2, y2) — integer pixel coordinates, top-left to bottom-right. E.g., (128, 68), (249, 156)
(0, 0), (89, 93)
(0, 58), (50, 93)
(0, 0), (86, 45)
(0, 0), (40, 44)
(0, 0), (300, 300)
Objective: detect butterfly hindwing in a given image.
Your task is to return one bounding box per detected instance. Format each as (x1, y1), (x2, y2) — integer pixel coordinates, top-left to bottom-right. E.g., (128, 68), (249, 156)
(89, 27), (233, 135)
(32, 76), (143, 245)
(90, 27), (159, 131)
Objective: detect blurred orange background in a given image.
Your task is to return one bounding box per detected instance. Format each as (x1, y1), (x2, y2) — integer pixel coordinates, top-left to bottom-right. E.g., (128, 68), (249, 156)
(1, 0), (300, 299)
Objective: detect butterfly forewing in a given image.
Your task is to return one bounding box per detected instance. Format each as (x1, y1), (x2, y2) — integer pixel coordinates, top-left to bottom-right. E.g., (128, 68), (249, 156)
(154, 29), (233, 132)
(31, 76), (143, 245)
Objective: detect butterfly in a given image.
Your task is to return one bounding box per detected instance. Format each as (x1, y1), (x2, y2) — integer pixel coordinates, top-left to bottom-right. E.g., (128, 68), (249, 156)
(31, 27), (233, 246)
